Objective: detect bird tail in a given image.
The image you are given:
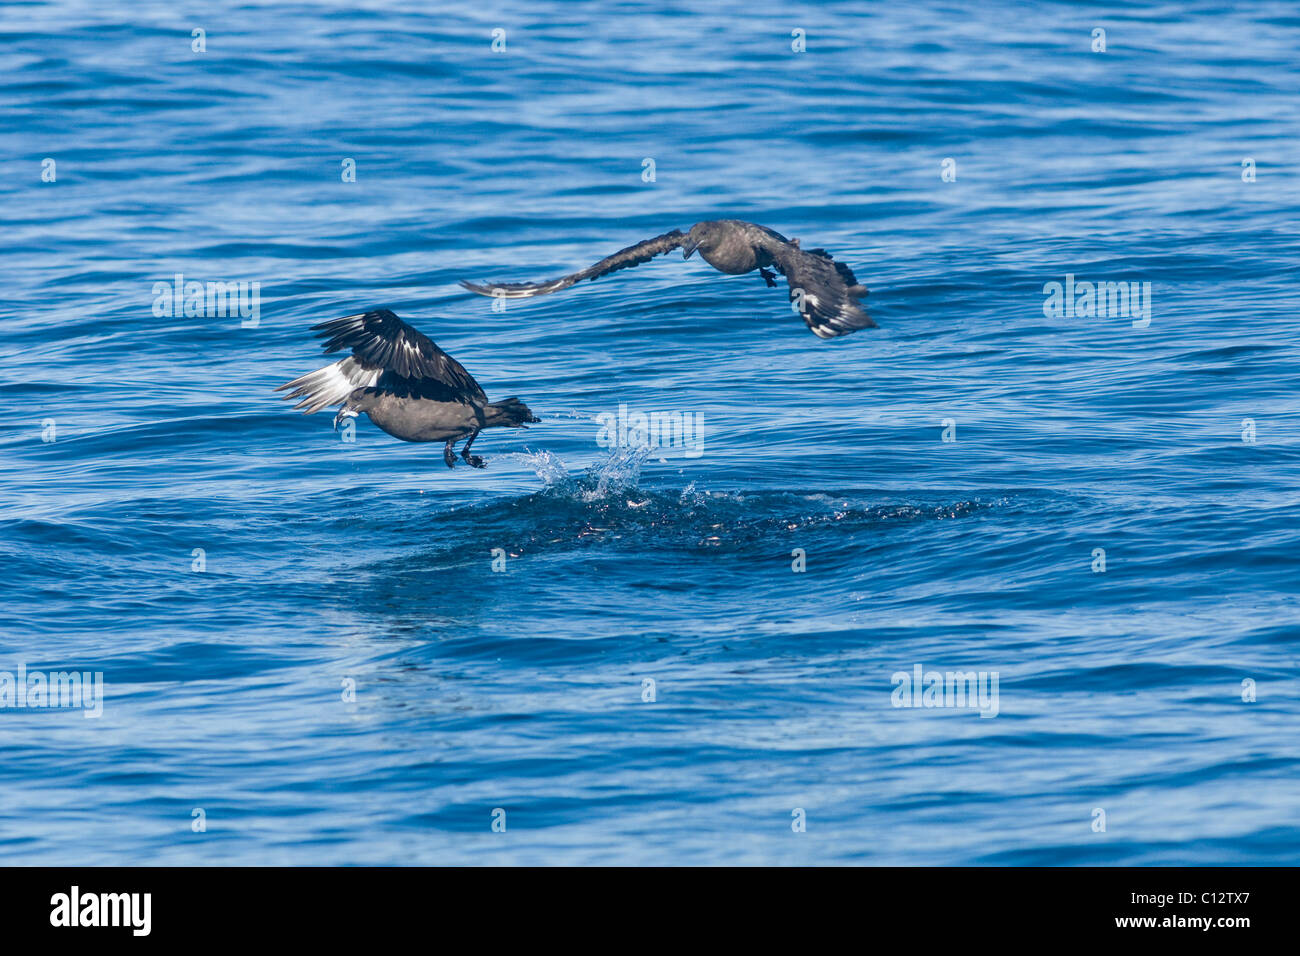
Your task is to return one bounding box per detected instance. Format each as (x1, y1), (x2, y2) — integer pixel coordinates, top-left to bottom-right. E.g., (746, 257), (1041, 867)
(485, 397), (540, 426)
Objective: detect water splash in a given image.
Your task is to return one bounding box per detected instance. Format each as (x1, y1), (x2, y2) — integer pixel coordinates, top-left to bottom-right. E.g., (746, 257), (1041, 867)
(505, 444), (654, 500)
(578, 445), (653, 502)
(507, 448), (571, 487)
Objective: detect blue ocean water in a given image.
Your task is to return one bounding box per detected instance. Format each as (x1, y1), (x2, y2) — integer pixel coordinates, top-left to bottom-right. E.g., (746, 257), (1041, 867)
(2, 0), (1299, 865)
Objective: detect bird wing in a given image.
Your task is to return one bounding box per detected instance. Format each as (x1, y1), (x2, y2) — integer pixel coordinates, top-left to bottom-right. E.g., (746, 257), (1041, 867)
(276, 353), (384, 414)
(768, 243), (875, 339)
(277, 309), (487, 412)
(459, 229), (686, 299)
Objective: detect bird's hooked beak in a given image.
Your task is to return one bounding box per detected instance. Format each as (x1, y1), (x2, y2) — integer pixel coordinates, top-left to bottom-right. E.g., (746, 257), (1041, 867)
(333, 406), (358, 431)
(681, 238), (698, 259)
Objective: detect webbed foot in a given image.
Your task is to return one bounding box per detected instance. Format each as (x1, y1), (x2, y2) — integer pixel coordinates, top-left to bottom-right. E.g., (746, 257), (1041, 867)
(460, 427), (483, 467)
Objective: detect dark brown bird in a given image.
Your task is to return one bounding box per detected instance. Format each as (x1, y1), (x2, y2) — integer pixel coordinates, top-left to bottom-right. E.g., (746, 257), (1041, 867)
(277, 310), (538, 468)
(460, 219), (874, 339)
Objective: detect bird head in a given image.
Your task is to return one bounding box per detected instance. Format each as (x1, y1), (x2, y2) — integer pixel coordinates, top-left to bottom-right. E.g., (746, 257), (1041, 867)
(333, 406), (359, 431)
(682, 223), (708, 259)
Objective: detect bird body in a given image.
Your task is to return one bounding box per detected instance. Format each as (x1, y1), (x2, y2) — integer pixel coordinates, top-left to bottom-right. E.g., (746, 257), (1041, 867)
(683, 219), (782, 274)
(277, 310), (537, 468)
(460, 219), (875, 339)
(352, 390), (481, 443)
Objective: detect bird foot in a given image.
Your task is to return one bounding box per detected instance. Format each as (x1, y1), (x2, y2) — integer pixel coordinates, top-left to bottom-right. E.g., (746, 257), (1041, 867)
(759, 267), (779, 288)
(462, 453), (486, 468)
(443, 443), (457, 468)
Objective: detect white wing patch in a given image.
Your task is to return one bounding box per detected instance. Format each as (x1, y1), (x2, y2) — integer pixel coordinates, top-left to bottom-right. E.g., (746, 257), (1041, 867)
(276, 356), (381, 414)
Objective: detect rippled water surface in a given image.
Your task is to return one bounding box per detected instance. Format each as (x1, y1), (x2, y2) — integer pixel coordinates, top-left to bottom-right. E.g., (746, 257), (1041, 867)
(2, 1), (1299, 864)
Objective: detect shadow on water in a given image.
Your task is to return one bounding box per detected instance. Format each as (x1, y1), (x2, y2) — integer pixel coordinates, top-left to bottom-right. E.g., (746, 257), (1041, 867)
(331, 446), (1028, 641)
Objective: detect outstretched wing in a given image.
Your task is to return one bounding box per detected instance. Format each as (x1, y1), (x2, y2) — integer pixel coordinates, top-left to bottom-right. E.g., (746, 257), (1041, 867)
(277, 309), (486, 413)
(459, 229), (686, 299)
(275, 353), (383, 414)
(313, 310), (485, 398)
(769, 244), (875, 339)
